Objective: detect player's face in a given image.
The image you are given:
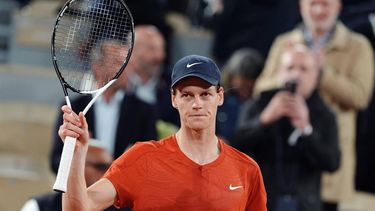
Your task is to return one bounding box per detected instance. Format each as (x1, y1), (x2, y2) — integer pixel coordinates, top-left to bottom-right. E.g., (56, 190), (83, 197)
(172, 77), (224, 131)
(300, 0), (341, 34)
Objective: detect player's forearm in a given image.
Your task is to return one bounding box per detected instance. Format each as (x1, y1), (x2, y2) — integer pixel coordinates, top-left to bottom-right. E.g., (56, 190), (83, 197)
(63, 145), (90, 211)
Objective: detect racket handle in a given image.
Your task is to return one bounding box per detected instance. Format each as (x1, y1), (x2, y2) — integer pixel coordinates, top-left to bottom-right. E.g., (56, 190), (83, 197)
(53, 136), (76, 193)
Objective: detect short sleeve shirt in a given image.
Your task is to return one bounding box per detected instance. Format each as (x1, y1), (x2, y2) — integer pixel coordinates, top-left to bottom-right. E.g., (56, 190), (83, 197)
(104, 135), (267, 210)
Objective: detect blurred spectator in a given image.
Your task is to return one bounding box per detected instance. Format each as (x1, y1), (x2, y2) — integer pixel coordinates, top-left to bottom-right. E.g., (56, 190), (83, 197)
(233, 45), (340, 211)
(125, 0), (173, 67)
(21, 140), (130, 211)
(339, 0), (375, 196)
(165, 0), (190, 14)
(127, 25), (180, 127)
(355, 87), (375, 194)
(216, 48), (264, 142)
(127, 25), (166, 105)
(205, 0), (300, 65)
(184, 0), (208, 27)
(50, 39), (157, 174)
(340, 0), (375, 49)
(254, 0), (374, 210)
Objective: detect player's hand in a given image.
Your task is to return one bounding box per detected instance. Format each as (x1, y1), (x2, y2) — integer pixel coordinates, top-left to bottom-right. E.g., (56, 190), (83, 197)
(58, 105), (90, 146)
(260, 91), (294, 126)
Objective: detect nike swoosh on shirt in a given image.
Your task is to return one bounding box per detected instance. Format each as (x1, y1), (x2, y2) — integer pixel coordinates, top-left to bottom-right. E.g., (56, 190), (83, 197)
(229, 184), (243, 190)
(186, 62), (202, 68)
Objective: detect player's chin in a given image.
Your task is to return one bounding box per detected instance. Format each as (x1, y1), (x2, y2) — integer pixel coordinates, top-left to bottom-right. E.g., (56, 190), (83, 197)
(188, 125), (209, 131)
(186, 120), (210, 130)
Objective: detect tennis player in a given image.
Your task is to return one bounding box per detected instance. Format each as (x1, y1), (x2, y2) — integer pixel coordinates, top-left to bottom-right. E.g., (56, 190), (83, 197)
(59, 55), (267, 210)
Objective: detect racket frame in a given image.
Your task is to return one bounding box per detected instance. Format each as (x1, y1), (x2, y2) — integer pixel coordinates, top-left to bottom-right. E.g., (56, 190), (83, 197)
(50, 0), (134, 193)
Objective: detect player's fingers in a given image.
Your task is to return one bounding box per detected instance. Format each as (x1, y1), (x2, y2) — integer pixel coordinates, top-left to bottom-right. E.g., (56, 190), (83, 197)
(59, 125), (79, 139)
(62, 121), (85, 137)
(61, 105), (79, 119)
(62, 112), (81, 127)
(67, 121), (85, 134)
(79, 112), (88, 129)
(61, 105), (72, 113)
(62, 114), (81, 128)
(78, 112), (90, 144)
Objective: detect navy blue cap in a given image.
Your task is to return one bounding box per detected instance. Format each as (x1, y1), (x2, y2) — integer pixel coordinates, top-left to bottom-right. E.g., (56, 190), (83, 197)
(171, 55), (221, 88)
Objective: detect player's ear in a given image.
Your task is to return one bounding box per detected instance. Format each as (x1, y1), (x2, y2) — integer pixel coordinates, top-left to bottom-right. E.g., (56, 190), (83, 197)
(217, 86), (224, 106)
(172, 101), (178, 109)
(171, 89), (178, 109)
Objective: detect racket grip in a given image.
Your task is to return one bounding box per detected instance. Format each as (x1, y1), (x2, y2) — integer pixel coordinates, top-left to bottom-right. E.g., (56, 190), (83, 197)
(53, 136), (77, 193)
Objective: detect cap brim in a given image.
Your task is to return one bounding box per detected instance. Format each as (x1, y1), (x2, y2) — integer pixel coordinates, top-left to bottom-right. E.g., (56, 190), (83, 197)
(171, 73), (218, 88)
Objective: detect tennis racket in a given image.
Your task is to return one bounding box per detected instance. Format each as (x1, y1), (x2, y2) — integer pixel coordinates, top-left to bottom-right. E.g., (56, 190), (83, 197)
(51, 0), (134, 192)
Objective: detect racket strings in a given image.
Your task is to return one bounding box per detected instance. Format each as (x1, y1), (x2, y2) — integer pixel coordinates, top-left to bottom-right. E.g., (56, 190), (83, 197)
(54, 0), (133, 92)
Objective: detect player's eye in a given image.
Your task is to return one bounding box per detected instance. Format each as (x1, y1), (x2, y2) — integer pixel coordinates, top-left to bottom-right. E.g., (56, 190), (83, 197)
(201, 92), (210, 97)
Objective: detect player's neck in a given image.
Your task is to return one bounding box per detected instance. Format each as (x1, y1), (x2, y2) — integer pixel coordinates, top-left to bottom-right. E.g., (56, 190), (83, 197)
(175, 129), (220, 165)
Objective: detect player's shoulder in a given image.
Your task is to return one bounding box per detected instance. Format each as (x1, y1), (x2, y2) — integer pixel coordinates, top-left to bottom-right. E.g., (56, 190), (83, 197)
(113, 136), (174, 166)
(131, 136), (172, 152)
(222, 141), (261, 170)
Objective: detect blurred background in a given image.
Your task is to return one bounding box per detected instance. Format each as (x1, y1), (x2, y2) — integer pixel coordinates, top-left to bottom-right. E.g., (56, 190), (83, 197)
(0, 0), (375, 210)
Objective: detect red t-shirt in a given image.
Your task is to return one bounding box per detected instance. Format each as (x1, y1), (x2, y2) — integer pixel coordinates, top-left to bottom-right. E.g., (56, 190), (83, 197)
(104, 135), (267, 210)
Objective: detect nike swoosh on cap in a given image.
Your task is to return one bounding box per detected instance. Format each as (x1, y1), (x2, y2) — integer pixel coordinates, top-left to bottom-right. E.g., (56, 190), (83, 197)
(186, 62), (203, 68)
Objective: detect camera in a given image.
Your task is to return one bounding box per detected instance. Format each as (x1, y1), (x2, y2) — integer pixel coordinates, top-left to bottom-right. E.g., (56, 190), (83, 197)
(283, 80), (298, 94)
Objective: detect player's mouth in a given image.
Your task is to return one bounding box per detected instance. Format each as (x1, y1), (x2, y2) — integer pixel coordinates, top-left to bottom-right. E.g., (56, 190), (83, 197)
(189, 114), (207, 118)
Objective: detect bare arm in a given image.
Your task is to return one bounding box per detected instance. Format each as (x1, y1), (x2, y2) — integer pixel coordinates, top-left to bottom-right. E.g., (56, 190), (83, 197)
(62, 178), (117, 211)
(59, 106), (117, 210)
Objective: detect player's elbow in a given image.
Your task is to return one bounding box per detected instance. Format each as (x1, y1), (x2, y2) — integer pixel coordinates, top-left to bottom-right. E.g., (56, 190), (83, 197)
(62, 202), (88, 211)
(62, 195), (92, 211)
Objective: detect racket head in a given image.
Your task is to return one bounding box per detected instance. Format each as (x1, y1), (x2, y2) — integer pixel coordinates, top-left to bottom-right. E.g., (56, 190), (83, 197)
(51, 0), (134, 94)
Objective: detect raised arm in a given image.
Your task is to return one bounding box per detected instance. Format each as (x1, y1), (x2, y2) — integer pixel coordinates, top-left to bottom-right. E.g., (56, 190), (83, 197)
(59, 106), (117, 210)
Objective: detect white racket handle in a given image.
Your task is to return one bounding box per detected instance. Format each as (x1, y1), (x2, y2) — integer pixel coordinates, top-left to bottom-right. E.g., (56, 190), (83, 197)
(53, 136), (76, 192)
(53, 80), (116, 192)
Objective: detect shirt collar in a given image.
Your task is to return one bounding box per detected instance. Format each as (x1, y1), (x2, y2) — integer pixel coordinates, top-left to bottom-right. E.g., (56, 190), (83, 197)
(96, 89), (125, 104)
(303, 24), (334, 50)
(299, 22), (348, 51)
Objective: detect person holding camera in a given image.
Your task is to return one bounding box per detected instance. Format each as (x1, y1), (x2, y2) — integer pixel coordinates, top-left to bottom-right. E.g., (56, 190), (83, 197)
(232, 44), (340, 211)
